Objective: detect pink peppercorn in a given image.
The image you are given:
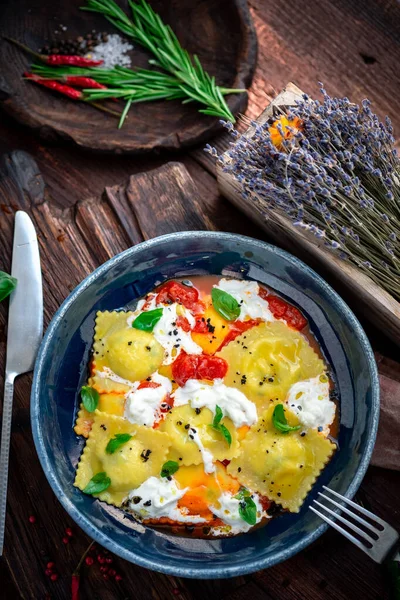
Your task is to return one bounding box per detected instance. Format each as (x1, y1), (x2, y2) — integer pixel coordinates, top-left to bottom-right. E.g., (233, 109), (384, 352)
(62, 537), (69, 544)
(102, 574), (109, 580)
(85, 556), (94, 566)
(97, 554), (106, 564)
(65, 527), (73, 537)
(109, 569), (116, 577)
(105, 557), (113, 564)
(46, 562), (55, 569)
(115, 574), (122, 582)
(29, 515), (36, 523)
(50, 573), (58, 582)
(45, 569), (52, 577)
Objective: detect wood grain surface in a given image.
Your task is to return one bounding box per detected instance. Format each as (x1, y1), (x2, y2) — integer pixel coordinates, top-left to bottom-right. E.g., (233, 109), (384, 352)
(0, 0), (400, 598)
(0, 0), (256, 153)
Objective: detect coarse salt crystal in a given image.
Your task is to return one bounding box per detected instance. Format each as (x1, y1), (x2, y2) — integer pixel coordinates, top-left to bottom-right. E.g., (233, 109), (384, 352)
(87, 34), (134, 69)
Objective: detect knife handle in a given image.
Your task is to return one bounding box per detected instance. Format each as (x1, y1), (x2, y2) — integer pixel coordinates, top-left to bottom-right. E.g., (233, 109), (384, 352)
(0, 373), (16, 556)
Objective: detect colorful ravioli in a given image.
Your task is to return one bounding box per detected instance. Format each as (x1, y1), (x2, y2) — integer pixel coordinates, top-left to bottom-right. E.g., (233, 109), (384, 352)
(74, 277), (338, 537)
(218, 321), (325, 413)
(74, 411), (172, 505)
(227, 403), (335, 512)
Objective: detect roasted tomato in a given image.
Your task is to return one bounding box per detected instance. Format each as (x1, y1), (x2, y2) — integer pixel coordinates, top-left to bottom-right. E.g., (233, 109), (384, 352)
(217, 319), (260, 351)
(259, 287), (307, 331)
(172, 352), (228, 386)
(156, 281), (200, 310)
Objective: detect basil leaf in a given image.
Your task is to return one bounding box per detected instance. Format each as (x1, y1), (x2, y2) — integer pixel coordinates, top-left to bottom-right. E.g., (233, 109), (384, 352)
(106, 433), (133, 454)
(238, 495), (257, 525)
(209, 406), (231, 446)
(0, 271), (17, 302)
(160, 460), (179, 478)
(211, 288), (240, 321)
(272, 403), (301, 434)
(132, 308), (163, 331)
(83, 472), (111, 495)
(213, 405), (223, 427)
(218, 423), (232, 447)
(235, 487), (251, 500)
(81, 386), (99, 413)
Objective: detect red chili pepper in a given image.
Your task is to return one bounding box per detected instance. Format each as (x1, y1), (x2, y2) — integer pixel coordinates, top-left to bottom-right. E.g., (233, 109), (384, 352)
(4, 37), (103, 67)
(63, 76), (107, 90)
(24, 73), (83, 100)
(71, 574), (80, 600)
(46, 55), (103, 67)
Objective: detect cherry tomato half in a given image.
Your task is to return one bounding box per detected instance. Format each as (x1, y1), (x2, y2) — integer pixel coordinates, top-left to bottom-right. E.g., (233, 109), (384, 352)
(156, 281), (200, 310)
(172, 352), (228, 386)
(259, 286), (307, 331)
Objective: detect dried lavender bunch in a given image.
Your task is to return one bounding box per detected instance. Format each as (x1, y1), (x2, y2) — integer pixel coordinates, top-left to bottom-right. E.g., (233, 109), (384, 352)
(207, 85), (400, 301)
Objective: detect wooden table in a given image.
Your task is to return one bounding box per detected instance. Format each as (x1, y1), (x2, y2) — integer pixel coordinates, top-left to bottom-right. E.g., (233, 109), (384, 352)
(1, 0), (400, 598)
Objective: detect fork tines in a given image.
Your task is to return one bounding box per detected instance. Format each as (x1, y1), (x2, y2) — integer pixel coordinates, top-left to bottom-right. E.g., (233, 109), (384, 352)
(310, 486), (399, 563)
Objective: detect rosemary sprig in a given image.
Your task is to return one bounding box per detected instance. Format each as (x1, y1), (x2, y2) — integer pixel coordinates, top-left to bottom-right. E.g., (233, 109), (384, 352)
(81, 0), (240, 122)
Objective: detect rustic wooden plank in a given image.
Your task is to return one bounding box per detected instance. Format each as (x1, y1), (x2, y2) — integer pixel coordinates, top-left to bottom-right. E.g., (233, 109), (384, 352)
(216, 82), (400, 346)
(106, 161), (213, 237)
(246, 0), (400, 127)
(0, 151), (252, 600)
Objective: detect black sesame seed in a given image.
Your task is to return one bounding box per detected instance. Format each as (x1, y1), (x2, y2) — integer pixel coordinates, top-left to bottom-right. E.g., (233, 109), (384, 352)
(143, 500), (151, 507)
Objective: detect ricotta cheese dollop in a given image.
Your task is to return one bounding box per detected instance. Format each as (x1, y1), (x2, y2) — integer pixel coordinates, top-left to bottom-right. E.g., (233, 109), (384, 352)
(173, 378), (257, 427)
(286, 374), (335, 431)
(126, 476), (206, 523)
(124, 371), (172, 427)
(210, 491), (265, 534)
(215, 278), (275, 322)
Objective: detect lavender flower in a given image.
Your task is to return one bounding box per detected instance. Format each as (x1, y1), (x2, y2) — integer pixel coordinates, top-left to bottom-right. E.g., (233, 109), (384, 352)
(214, 86), (400, 300)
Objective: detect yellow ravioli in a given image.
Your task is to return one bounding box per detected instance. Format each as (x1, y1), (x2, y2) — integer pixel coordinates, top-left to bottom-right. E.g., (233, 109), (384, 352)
(159, 405), (239, 466)
(217, 321), (325, 413)
(74, 411), (172, 505)
(227, 403), (335, 512)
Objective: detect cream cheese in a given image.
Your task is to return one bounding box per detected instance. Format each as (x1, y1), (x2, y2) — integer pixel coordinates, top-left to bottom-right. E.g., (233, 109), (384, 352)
(124, 371), (172, 427)
(286, 374), (335, 431)
(173, 379), (257, 427)
(210, 491), (265, 534)
(126, 476), (206, 523)
(215, 278), (275, 322)
(153, 303), (202, 364)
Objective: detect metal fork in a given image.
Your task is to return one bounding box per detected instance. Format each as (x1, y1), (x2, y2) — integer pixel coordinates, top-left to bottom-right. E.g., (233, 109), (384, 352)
(310, 486), (400, 564)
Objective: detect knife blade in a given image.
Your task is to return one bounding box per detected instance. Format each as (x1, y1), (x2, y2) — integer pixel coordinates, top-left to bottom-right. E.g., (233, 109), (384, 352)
(0, 211), (43, 555)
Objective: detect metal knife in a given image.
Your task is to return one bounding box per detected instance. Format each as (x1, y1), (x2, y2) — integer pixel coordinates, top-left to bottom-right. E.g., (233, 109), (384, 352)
(0, 211), (43, 555)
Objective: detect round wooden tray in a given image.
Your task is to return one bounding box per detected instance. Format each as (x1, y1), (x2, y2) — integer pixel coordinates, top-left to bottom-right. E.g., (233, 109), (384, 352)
(0, 0), (257, 154)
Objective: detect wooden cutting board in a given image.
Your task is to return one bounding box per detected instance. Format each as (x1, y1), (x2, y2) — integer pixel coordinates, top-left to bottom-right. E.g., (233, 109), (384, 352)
(0, 0), (256, 154)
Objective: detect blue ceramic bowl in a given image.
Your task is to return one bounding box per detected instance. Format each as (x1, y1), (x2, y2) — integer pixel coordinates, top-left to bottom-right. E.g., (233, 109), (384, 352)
(31, 232), (379, 579)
